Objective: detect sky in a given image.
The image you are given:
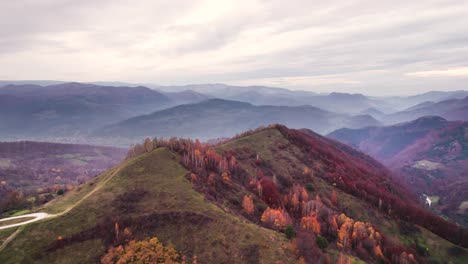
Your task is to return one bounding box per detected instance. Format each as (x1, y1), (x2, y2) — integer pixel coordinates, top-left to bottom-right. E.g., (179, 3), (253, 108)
(1, 0), (468, 96)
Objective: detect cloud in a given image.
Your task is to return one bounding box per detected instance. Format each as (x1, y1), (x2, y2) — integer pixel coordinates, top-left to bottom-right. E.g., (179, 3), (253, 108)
(406, 67), (468, 77)
(0, 0), (468, 95)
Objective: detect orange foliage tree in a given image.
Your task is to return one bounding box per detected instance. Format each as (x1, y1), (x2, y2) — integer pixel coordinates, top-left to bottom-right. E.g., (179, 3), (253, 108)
(336, 214), (354, 250)
(334, 213), (385, 260)
(260, 207), (292, 230)
(242, 195), (255, 215)
(101, 237), (180, 264)
(300, 214), (321, 234)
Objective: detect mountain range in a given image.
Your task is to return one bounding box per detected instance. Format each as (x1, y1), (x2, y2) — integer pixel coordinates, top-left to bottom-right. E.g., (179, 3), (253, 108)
(95, 98), (380, 142)
(0, 82), (382, 144)
(385, 97), (468, 125)
(1, 81), (467, 146)
(0, 83), (172, 138)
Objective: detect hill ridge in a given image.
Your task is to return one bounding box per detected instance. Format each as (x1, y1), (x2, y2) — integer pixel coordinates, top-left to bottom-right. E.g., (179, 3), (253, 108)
(1, 126), (467, 263)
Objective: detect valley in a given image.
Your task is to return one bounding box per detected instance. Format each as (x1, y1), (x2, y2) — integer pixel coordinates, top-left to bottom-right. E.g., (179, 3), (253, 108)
(0, 141), (125, 217)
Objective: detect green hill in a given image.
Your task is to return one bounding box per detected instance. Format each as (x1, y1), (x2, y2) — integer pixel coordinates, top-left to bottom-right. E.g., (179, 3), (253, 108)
(216, 128), (468, 263)
(0, 148), (294, 263)
(0, 126), (467, 263)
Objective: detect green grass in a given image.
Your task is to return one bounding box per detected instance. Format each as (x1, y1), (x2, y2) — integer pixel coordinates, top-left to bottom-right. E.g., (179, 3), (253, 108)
(0, 148), (295, 264)
(9, 210), (30, 217)
(217, 129), (320, 184)
(0, 228), (17, 245)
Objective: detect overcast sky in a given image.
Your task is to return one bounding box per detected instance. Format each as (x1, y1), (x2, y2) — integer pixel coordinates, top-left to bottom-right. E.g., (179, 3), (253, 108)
(1, 0), (467, 95)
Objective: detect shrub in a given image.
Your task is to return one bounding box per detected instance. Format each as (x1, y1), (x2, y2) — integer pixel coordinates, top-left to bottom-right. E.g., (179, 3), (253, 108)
(256, 202), (267, 212)
(230, 196), (241, 206)
(285, 225), (296, 240)
(316, 235), (328, 250)
(306, 183), (314, 192)
(57, 189), (64, 195)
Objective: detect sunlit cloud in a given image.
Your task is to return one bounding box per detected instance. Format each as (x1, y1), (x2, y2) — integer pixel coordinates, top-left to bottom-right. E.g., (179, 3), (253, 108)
(406, 67), (468, 77)
(229, 75), (361, 91)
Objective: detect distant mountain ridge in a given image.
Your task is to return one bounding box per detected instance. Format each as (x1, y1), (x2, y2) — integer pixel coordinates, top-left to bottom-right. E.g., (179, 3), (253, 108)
(385, 96), (468, 124)
(95, 98), (381, 141)
(0, 82), (198, 140)
(328, 116), (450, 160)
(153, 84), (387, 113)
(1, 81), (468, 146)
(2, 80), (468, 115)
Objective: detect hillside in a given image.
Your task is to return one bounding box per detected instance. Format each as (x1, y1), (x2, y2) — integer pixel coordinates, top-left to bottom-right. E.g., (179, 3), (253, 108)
(0, 83), (172, 139)
(96, 99), (381, 141)
(0, 148), (294, 263)
(1, 125), (466, 263)
(328, 117), (468, 227)
(384, 97), (468, 125)
(164, 90), (213, 105)
(0, 141), (126, 216)
(328, 116), (450, 160)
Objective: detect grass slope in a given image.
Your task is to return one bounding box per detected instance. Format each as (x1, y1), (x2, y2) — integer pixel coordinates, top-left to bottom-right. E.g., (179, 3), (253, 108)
(217, 128), (468, 263)
(0, 148), (294, 264)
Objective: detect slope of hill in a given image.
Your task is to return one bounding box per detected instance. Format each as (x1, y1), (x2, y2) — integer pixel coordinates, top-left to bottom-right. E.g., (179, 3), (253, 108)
(0, 141), (126, 215)
(96, 99), (381, 141)
(328, 117), (468, 227)
(1, 125), (466, 263)
(0, 148), (295, 263)
(360, 107), (386, 119)
(385, 97), (468, 124)
(328, 116), (450, 160)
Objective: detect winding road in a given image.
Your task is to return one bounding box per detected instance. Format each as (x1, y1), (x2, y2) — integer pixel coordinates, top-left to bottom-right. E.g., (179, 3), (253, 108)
(0, 213), (51, 230)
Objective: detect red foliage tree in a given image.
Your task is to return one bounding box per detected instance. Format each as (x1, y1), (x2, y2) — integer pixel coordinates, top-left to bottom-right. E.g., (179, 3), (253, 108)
(259, 178), (281, 207)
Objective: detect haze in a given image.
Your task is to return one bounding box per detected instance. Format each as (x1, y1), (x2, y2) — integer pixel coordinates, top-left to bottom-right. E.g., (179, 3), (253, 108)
(1, 0), (468, 95)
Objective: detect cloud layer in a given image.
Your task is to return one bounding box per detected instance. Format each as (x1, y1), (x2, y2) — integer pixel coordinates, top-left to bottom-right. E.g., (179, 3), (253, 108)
(1, 0), (467, 95)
